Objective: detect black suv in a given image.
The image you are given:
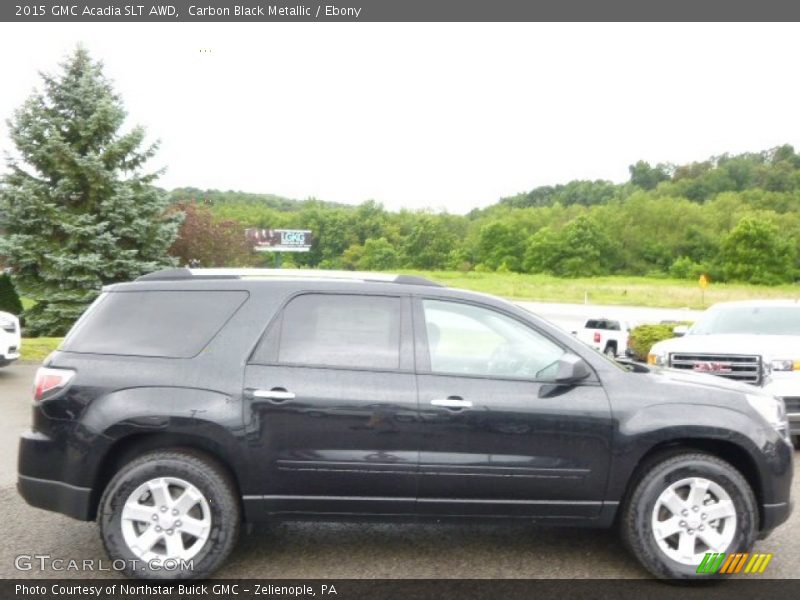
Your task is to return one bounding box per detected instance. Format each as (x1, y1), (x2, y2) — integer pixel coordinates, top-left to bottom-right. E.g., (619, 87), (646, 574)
(18, 268), (793, 579)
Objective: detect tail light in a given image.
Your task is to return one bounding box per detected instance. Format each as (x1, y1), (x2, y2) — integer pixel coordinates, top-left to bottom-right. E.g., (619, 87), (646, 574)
(33, 367), (75, 402)
(593, 332), (601, 343)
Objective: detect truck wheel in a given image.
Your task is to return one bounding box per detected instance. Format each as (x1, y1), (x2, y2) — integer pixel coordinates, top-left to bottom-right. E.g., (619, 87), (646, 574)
(620, 452), (757, 579)
(604, 344), (616, 358)
(98, 449), (240, 579)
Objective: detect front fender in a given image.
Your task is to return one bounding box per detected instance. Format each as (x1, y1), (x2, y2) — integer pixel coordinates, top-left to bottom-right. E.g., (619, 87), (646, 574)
(606, 403), (792, 507)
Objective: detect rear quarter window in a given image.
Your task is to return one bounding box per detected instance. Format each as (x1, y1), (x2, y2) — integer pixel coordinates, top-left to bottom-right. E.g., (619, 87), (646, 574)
(61, 290), (248, 358)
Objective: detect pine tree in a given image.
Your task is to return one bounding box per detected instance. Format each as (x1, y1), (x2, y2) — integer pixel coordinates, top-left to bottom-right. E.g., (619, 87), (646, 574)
(0, 46), (182, 335)
(0, 272), (23, 316)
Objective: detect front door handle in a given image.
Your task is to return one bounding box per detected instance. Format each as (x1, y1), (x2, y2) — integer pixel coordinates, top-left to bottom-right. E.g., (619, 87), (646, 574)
(251, 389), (296, 402)
(431, 397), (472, 409)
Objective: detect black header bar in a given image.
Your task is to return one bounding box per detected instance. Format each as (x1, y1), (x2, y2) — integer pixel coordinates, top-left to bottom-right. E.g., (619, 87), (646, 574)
(3, 0), (800, 22)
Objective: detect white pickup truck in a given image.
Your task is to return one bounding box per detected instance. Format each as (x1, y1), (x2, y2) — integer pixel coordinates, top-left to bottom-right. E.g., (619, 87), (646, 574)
(0, 311), (21, 367)
(648, 299), (800, 444)
(576, 318), (633, 358)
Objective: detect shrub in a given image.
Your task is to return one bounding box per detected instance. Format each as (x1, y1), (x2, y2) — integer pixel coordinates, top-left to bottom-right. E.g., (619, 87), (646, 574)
(628, 323), (678, 361)
(0, 272), (23, 316)
(669, 256), (705, 280)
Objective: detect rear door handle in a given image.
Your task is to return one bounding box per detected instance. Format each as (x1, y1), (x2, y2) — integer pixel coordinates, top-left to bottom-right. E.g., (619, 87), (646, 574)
(431, 397), (472, 409)
(251, 389), (296, 402)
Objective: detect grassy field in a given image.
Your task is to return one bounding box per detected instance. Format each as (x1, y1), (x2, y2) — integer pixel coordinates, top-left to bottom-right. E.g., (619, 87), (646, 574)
(19, 337), (62, 362)
(404, 271), (799, 309)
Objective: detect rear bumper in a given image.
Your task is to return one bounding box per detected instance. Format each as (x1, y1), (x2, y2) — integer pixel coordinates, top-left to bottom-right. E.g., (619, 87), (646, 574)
(0, 331), (21, 364)
(790, 415), (800, 436)
(17, 474), (92, 521)
(18, 429), (95, 521)
(0, 348), (19, 365)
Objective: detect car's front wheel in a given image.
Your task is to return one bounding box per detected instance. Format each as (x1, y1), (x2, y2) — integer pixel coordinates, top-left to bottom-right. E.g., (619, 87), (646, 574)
(621, 451), (757, 579)
(98, 448), (240, 579)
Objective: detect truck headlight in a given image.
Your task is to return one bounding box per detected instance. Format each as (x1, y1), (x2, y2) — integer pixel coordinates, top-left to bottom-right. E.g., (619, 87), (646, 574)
(647, 350), (668, 366)
(769, 359), (800, 372)
(0, 315), (15, 333)
(746, 393), (790, 440)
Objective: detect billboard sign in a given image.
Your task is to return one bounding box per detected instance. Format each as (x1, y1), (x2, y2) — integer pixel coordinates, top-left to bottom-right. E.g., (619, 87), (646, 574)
(246, 229), (313, 252)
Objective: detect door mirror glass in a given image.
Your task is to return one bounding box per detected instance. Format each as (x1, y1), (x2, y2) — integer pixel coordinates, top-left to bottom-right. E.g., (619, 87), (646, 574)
(553, 354), (592, 383)
(673, 325), (689, 337)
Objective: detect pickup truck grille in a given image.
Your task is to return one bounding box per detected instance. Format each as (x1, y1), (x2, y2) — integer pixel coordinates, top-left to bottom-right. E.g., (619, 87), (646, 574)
(782, 397), (800, 415)
(669, 353), (762, 385)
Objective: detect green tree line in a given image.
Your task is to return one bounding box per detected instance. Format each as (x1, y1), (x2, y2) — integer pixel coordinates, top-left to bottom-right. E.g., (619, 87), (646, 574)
(173, 144), (800, 286)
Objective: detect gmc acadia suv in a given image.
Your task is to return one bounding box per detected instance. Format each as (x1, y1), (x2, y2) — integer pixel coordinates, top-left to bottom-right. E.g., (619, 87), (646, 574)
(17, 268), (793, 579)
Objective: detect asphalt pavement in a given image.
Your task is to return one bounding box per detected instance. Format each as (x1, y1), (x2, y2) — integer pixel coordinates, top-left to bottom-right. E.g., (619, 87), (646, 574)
(1, 362), (798, 579)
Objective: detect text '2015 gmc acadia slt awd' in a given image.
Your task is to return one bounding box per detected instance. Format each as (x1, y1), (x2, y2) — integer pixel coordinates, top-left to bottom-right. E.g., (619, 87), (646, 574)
(17, 269), (793, 579)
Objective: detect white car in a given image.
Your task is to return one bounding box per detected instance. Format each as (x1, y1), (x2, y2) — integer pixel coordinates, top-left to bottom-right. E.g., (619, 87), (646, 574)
(0, 311), (21, 367)
(648, 299), (800, 443)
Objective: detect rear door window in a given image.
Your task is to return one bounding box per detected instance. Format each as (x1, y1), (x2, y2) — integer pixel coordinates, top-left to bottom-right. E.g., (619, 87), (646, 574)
(62, 290), (248, 358)
(252, 293), (403, 370)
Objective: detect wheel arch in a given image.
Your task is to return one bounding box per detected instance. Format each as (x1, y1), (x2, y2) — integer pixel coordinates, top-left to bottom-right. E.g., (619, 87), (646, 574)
(89, 432), (245, 521)
(617, 437), (764, 529)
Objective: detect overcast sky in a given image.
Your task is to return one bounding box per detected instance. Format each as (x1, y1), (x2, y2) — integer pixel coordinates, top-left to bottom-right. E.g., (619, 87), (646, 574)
(0, 23), (798, 213)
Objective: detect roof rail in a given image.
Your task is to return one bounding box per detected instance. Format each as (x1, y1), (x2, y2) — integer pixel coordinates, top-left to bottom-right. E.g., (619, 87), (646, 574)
(136, 267), (442, 287)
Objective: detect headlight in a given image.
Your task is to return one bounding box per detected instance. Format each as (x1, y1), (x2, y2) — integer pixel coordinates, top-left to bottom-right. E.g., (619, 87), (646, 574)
(0, 316), (15, 333)
(746, 393), (789, 440)
(647, 350), (668, 366)
(769, 359), (800, 372)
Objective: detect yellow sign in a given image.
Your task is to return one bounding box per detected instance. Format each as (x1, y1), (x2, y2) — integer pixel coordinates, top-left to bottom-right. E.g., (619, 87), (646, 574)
(699, 274), (709, 289)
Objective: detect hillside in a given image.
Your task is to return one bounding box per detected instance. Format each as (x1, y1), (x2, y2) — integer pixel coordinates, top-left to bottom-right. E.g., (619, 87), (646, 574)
(168, 144), (800, 286)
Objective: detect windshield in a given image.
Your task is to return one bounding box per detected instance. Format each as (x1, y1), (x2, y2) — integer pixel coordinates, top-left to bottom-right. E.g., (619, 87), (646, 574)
(690, 305), (800, 336)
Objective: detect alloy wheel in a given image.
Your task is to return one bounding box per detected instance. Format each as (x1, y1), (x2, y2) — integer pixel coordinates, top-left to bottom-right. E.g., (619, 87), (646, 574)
(120, 477), (212, 563)
(650, 476), (737, 565)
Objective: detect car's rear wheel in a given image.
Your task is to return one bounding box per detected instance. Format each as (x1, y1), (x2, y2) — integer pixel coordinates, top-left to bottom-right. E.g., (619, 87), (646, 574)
(621, 452), (757, 579)
(98, 449), (240, 579)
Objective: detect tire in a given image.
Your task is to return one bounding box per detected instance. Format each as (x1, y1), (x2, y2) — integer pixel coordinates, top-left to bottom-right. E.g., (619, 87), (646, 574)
(98, 448), (240, 579)
(792, 435), (800, 450)
(620, 452), (757, 580)
(604, 345), (617, 358)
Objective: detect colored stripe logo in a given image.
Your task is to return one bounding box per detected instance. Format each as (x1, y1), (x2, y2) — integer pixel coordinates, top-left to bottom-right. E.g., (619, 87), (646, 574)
(696, 552), (773, 574)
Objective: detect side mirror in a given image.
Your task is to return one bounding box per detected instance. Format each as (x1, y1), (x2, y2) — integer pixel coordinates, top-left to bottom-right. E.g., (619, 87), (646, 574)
(673, 325), (689, 337)
(554, 353), (591, 384)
